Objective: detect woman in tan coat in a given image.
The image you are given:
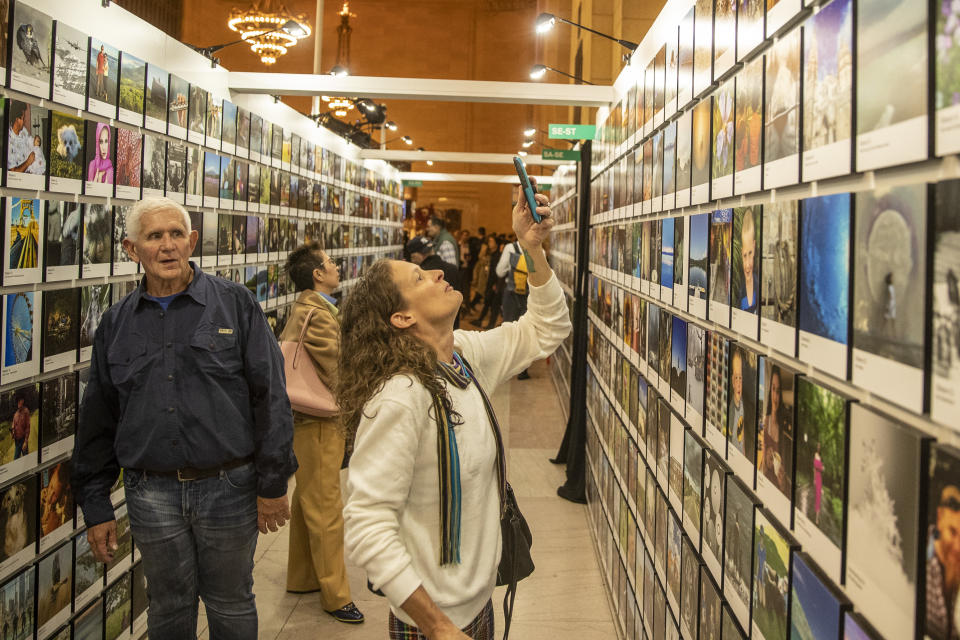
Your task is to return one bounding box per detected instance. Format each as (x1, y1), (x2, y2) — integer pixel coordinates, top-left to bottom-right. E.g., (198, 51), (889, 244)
(281, 243), (364, 624)
(468, 239), (491, 314)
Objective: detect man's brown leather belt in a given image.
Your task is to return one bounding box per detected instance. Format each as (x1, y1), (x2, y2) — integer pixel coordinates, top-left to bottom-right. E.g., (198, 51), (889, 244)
(144, 456), (254, 482)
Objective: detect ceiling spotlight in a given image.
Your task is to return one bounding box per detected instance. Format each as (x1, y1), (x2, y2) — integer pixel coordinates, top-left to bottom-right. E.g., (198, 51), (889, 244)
(329, 65), (349, 76)
(426, 160), (434, 166)
(385, 121), (398, 131)
(522, 140), (534, 148)
(529, 64), (547, 80)
(279, 19), (309, 38)
(361, 100), (377, 112)
(417, 146), (425, 152)
(518, 150), (528, 156)
(523, 127), (537, 137)
(402, 135), (413, 145)
(536, 12), (557, 33)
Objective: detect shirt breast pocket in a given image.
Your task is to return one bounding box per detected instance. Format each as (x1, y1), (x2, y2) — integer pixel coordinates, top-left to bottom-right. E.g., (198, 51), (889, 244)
(190, 329), (243, 375)
(106, 344), (149, 389)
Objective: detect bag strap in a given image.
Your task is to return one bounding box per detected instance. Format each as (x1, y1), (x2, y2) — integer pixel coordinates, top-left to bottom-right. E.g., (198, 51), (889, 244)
(292, 306), (318, 370)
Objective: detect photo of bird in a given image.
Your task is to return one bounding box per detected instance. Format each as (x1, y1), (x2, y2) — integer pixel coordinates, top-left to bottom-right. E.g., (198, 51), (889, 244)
(16, 24), (46, 70)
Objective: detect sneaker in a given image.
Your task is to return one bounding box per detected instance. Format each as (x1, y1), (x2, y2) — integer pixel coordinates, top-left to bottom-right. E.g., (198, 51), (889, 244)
(326, 602), (365, 624)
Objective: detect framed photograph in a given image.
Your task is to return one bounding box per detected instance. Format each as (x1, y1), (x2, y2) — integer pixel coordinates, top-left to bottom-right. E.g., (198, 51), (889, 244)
(112, 205), (136, 275)
(692, 97), (713, 204)
(937, 0), (960, 154)
(702, 450), (729, 583)
(142, 63), (168, 133)
(685, 323), (706, 428)
(216, 214), (231, 265)
(791, 550), (850, 640)
(642, 138), (654, 214)
(851, 184), (928, 413)
(140, 135), (165, 199)
(764, 29), (801, 189)
(52, 21), (86, 109)
(47, 110), (83, 193)
(670, 317), (688, 412)
(767, 0), (803, 36)
(681, 428), (704, 545)
(688, 213), (709, 319)
(78, 284), (110, 362)
(665, 29), (680, 119)
(271, 123), (282, 168)
(664, 122), (678, 212)
(678, 111), (693, 208)
(655, 45), (667, 126)
(117, 51), (145, 126)
(232, 216), (246, 264)
(236, 107), (250, 159)
(0, 566), (34, 638)
(802, 0), (854, 180)
(674, 215), (688, 310)
(760, 201), (798, 357)
(844, 612), (885, 640)
(932, 179), (960, 425)
(755, 357), (796, 525)
(856, 0), (928, 170)
(679, 7), (696, 107)
(735, 56), (764, 195)
(700, 564), (723, 640)
(205, 94), (222, 150)
(724, 475), (758, 629)
(9, 2), (52, 98)
(203, 152), (220, 209)
(751, 509), (796, 640)
(731, 206), (762, 337)
(41, 287), (78, 371)
(249, 113), (262, 163)
(712, 82), (735, 199)
(74, 533), (102, 610)
(727, 343), (758, 484)
(798, 193), (851, 380)
(6, 100), (48, 190)
(185, 145), (202, 208)
(87, 38), (119, 118)
(739, 0), (765, 60)
(705, 331), (730, 454)
(4, 197), (43, 286)
(187, 85), (206, 145)
(37, 541), (72, 638)
(84, 121), (114, 197)
(659, 308), (673, 396)
(114, 127), (142, 201)
(165, 141), (186, 203)
(1, 292), (40, 385)
(81, 204), (111, 279)
(132, 562), (146, 635)
(167, 74), (188, 140)
(281, 129), (292, 170)
(247, 163), (261, 213)
(714, 0), (737, 78)
(200, 210), (217, 268)
(680, 532), (702, 639)
(709, 209), (733, 326)
(219, 156), (235, 210)
(221, 99), (237, 156)
(40, 372), (75, 462)
(723, 603), (748, 640)
(694, 0), (714, 97)
(846, 404), (927, 640)
(105, 505), (131, 583)
(923, 443), (960, 640)
(73, 596), (102, 640)
(39, 461), (73, 552)
(0, 475), (37, 578)
(662, 217), (675, 301)
(105, 573), (131, 640)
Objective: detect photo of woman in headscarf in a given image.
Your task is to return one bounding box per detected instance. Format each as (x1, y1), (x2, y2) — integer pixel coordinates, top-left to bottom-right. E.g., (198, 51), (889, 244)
(86, 123), (113, 184)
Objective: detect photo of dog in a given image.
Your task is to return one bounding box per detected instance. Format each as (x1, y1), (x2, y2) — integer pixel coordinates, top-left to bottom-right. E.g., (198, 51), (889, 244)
(0, 478), (36, 563)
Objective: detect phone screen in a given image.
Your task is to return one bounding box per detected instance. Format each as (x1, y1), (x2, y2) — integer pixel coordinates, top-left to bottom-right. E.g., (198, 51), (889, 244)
(513, 156), (542, 223)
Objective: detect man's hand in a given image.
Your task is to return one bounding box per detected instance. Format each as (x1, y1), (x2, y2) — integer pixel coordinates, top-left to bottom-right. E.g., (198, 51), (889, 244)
(88, 520), (118, 564)
(257, 495), (290, 534)
(512, 178), (554, 250)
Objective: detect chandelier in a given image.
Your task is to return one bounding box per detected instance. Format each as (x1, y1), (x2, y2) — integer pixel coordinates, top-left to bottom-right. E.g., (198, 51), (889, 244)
(321, 2), (357, 117)
(228, 0), (312, 65)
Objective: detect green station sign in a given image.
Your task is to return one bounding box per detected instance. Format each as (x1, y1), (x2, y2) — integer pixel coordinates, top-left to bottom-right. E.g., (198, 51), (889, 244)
(402, 180), (423, 187)
(548, 123), (596, 140)
(542, 148), (581, 161)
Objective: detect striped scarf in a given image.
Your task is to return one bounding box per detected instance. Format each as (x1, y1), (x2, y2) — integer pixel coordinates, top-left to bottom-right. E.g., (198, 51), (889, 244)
(434, 353), (507, 566)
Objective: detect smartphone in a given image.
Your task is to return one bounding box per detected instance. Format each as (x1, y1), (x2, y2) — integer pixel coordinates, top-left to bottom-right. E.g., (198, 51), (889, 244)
(513, 156), (542, 223)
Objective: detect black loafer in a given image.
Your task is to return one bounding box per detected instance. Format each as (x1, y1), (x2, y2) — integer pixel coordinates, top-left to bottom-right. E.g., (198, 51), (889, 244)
(326, 602), (365, 624)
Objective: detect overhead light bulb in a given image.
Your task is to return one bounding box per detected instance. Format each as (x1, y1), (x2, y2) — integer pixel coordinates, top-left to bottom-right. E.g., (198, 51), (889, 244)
(518, 150), (528, 157)
(522, 140), (534, 148)
(280, 19), (308, 37)
(529, 64), (547, 80)
(426, 160), (434, 166)
(362, 101), (377, 112)
(402, 136), (413, 145)
(523, 127), (537, 137)
(536, 13), (557, 34)
(335, 109), (347, 117)
(385, 121), (398, 131)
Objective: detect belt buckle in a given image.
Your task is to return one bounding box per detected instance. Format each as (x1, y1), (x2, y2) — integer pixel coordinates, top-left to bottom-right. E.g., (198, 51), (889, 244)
(176, 468), (194, 482)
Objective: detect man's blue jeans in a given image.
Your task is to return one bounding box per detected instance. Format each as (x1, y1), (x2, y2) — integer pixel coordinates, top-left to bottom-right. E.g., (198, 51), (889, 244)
(124, 462), (259, 640)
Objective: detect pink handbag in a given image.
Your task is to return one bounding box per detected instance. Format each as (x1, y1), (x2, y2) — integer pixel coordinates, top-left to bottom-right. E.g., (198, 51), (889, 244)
(280, 307), (339, 417)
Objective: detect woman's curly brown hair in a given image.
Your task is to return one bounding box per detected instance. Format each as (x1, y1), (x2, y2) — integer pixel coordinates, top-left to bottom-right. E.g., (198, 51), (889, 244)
(337, 259), (459, 440)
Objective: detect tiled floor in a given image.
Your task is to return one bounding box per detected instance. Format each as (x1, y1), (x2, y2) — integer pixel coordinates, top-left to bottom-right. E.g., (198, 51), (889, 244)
(193, 357), (615, 639)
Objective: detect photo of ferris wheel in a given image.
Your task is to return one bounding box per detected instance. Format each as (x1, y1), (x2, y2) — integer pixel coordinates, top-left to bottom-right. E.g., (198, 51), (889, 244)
(7, 198), (40, 271)
(4, 292), (34, 368)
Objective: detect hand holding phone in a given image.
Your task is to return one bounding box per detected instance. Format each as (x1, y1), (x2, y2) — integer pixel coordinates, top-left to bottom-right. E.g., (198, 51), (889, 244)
(513, 156), (542, 223)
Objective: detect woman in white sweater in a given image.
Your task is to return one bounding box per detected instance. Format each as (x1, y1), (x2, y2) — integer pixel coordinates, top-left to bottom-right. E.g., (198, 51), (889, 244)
(338, 184), (571, 639)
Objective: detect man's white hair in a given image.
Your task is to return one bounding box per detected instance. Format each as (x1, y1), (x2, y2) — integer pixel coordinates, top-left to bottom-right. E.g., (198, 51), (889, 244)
(125, 197), (192, 242)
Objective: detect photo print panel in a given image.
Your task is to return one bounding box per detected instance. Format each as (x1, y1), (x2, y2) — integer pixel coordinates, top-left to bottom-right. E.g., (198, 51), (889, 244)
(0, 474), (37, 578)
(792, 378), (848, 583)
(643, 63), (655, 136)
(766, 0), (803, 36)
(51, 21), (86, 109)
(247, 162), (261, 213)
(167, 74), (188, 140)
(47, 110), (83, 193)
(114, 127), (142, 200)
(187, 211), (201, 262)
(662, 216), (676, 301)
(205, 94), (222, 150)
(755, 357), (796, 525)
(84, 121), (114, 197)
(236, 107), (250, 158)
(856, 0), (928, 170)
(702, 450), (730, 583)
(671, 315), (688, 413)
(74, 533), (102, 610)
(658, 398), (673, 486)
(232, 216), (247, 265)
(140, 134), (165, 199)
(700, 565), (723, 640)
(923, 443), (960, 640)
(682, 429), (704, 545)
(40, 372), (76, 462)
(670, 413), (688, 515)
(643, 138), (654, 214)
(249, 113), (263, 163)
(39, 461), (73, 551)
(79, 284), (110, 362)
(117, 51), (145, 126)
(216, 213), (231, 266)
(112, 205), (136, 276)
(674, 215), (688, 310)
(185, 144), (202, 208)
(664, 121), (678, 212)
(760, 201), (798, 357)
(694, 0), (715, 97)
(143, 63), (168, 133)
(9, 2), (52, 98)
(709, 209), (733, 327)
(852, 184), (928, 413)
(844, 611), (885, 640)
(219, 155), (235, 210)
(677, 111), (693, 210)
(0, 566), (34, 638)
(727, 343), (758, 484)
(790, 550), (850, 640)
(931, 179), (960, 426)
(739, 0), (766, 60)
(764, 29), (801, 189)
(714, 0), (737, 78)
(6, 100), (49, 190)
(798, 193), (851, 380)
(165, 141), (186, 203)
(847, 404), (927, 640)
(679, 6), (696, 107)
(271, 123), (282, 168)
(105, 573), (131, 640)
(802, 0), (854, 181)
(689, 212), (710, 319)
(666, 28), (680, 118)
(937, 0), (960, 154)
(187, 85), (206, 145)
(731, 206), (762, 338)
(735, 56), (764, 195)
(686, 323), (706, 428)
(659, 307), (674, 396)
(200, 210), (217, 268)
(281, 129), (292, 170)
(234, 162), (248, 213)
(1, 291), (39, 385)
(87, 38), (119, 118)
(81, 204), (111, 279)
(74, 596), (103, 640)
(37, 541), (72, 638)
(106, 504), (131, 582)
(203, 151), (220, 209)
(712, 83), (735, 199)
(692, 97), (713, 205)
(724, 476), (757, 629)
(132, 562), (146, 635)
(705, 331), (730, 454)
(680, 533), (702, 639)
(41, 287), (78, 371)
(648, 303), (662, 388)
(653, 46), (667, 127)
(751, 509), (797, 640)
(221, 99), (237, 156)
(4, 197), (43, 286)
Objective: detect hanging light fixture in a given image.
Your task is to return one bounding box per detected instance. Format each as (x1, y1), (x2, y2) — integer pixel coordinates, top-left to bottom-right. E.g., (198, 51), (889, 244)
(227, 0), (312, 65)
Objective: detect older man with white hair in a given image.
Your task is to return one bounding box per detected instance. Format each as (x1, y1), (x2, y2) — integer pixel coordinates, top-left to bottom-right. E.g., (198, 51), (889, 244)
(71, 197), (297, 640)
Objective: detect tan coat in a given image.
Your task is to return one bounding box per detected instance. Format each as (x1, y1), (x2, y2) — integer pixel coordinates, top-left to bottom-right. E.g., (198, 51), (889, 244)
(472, 251), (490, 295)
(281, 289), (340, 394)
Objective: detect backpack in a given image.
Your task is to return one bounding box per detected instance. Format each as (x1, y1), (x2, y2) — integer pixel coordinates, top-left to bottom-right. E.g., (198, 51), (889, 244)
(509, 242), (528, 295)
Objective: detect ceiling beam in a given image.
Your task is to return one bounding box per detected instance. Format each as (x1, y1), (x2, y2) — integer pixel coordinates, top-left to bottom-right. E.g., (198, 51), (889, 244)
(401, 172), (556, 184)
(226, 73), (616, 107)
(360, 150), (571, 165)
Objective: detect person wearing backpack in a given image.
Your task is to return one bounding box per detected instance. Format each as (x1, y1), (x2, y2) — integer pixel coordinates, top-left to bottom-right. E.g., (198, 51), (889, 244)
(495, 238), (531, 379)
